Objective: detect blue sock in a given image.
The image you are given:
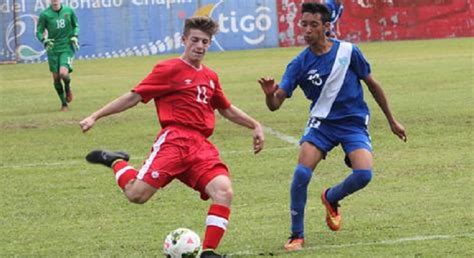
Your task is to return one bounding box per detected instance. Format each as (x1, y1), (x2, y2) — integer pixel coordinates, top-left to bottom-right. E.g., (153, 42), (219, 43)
(326, 169), (372, 204)
(290, 164), (313, 238)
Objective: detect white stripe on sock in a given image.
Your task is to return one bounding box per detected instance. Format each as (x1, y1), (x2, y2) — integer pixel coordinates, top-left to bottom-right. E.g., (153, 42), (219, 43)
(206, 215), (228, 230)
(115, 165), (134, 183)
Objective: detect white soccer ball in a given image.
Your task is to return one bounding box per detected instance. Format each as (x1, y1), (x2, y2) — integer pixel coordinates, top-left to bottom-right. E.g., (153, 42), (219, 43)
(163, 228), (201, 258)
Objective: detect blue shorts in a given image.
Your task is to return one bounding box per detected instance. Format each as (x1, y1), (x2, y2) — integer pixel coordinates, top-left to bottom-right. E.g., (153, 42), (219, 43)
(300, 118), (372, 157)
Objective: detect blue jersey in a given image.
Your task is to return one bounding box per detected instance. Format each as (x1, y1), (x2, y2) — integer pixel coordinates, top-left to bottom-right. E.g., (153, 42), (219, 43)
(326, 0), (344, 25)
(279, 39), (371, 126)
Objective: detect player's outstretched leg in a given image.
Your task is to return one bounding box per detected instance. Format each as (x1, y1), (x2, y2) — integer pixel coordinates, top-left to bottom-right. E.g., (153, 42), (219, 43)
(85, 150), (130, 167)
(86, 150), (141, 198)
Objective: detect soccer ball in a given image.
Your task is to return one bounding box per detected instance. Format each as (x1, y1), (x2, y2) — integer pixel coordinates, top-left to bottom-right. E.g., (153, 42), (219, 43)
(163, 228), (201, 258)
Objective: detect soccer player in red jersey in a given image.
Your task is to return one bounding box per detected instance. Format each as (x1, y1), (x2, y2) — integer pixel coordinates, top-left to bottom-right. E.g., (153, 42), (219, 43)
(79, 16), (264, 258)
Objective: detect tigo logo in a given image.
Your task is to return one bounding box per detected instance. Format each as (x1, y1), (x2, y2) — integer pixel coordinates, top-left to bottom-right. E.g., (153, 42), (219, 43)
(193, 0), (277, 51)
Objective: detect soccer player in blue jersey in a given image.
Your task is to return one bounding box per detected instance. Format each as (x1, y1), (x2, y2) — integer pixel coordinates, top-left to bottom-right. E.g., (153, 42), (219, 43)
(258, 2), (406, 251)
(325, 0), (344, 38)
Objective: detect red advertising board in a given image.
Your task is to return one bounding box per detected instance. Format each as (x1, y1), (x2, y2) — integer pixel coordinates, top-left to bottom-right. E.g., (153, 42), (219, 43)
(277, 0), (473, 46)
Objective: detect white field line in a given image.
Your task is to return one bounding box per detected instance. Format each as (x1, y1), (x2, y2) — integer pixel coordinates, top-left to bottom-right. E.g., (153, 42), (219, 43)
(228, 233), (474, 256)
(218, 113), (300, 146)
(0, 146), (297, 170)
(263, 126), (300, 146)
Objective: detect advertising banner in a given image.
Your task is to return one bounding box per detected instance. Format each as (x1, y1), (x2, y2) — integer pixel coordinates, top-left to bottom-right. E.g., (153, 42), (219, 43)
(277, 0), (473, 46)
(0, 0), (279, 63)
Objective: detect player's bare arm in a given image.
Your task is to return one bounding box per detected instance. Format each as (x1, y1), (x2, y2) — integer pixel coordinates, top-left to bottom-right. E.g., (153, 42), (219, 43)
(80, 92), (142, 132)
(363, 74), (407, 142)
(258, 77), (287, 111)
(218, 105), (264, 154)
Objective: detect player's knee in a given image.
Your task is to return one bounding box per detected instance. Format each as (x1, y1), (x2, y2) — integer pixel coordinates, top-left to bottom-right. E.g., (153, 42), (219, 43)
(127, 195), (149, 204)
(293, 164), (312, 185)
(219, 187), (234, 202)
(125, 190), (151, 204)
(353, 169), (372, 188)
(59, 71), (69, 80)
(212, 186), (233, 205)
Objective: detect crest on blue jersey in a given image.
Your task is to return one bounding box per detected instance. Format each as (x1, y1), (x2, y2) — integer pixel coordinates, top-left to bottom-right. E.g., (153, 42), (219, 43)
(307, 69), (323, 86)
(338, 57), (349, 65)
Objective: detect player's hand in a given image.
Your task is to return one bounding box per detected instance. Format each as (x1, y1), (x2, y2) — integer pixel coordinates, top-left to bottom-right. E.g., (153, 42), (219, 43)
(390, 119), (407, 142)
(70, 36), (80, 51)
(43, 38), (54, 51)
(252, 123), (264, 154)
(258, 77), (278, 96)
(80, 116), (96, 133)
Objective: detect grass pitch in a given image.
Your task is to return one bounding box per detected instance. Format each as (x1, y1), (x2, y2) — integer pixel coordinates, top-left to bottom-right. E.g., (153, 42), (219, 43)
(0, 38), (473, 257)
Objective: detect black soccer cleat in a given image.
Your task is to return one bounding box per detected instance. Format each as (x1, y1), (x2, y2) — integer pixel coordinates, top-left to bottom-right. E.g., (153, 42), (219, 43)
(85, 150), (130, 167)
(200, 250), (226, 258)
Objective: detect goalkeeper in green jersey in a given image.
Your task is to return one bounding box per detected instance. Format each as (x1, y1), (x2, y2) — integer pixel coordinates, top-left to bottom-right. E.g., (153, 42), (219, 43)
(36, 0), (79, 111)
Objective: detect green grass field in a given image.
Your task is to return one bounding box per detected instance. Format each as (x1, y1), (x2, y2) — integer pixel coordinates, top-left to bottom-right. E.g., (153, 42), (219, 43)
(1, 38), (473, 257)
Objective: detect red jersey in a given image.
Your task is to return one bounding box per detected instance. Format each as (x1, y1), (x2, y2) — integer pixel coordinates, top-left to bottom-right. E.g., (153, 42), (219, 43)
(133, 58), (231, 138)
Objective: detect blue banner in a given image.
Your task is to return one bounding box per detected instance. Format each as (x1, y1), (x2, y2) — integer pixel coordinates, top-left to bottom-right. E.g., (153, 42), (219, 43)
(0, 0), (279, 63)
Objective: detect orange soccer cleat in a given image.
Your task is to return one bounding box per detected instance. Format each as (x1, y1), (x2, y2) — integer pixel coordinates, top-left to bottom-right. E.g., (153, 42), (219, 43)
(321, 188), (342, 231)
(284, 235), (305, 251)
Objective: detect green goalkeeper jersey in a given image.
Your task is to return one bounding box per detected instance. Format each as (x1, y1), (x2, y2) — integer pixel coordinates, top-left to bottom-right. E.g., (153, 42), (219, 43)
(36, 5), (79, 53)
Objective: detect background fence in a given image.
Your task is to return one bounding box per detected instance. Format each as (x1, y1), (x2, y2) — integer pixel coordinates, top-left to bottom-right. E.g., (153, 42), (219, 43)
(1, 0), (472, 64)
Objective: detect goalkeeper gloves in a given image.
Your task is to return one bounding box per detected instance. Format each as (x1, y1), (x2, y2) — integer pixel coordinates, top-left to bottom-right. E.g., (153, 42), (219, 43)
(43, 38), (54, 51)
(70, 36), (80, 51)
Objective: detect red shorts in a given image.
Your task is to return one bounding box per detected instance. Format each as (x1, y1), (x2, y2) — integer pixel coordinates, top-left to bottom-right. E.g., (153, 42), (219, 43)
(136, 125), (229, 200)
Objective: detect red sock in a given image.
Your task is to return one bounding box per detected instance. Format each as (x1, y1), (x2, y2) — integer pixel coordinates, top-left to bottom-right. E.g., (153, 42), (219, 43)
(202, 204), (230, 250)
(112, 160), (137, 190)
